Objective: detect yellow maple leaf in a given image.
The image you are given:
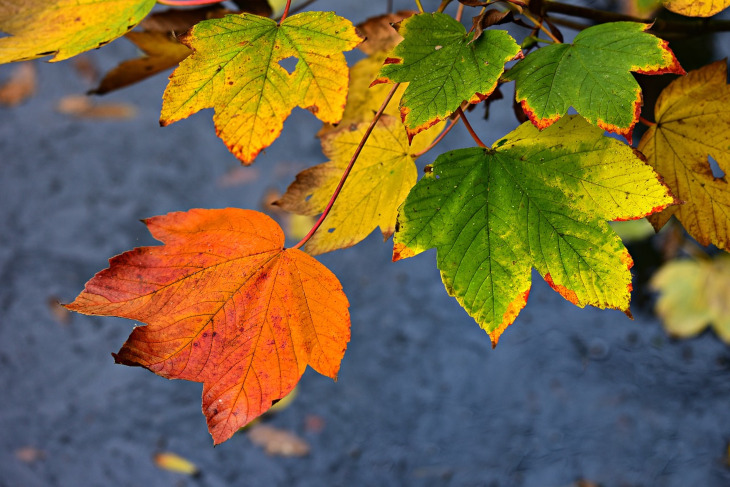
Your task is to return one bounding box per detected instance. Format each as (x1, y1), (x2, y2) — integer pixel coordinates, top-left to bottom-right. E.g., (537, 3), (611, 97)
(663, 0), (730, 17)
(0, 0), (156, 64)
(638, 60), (730, 249)
(275, 114), (443, 255)
(160, 12), (362, 164)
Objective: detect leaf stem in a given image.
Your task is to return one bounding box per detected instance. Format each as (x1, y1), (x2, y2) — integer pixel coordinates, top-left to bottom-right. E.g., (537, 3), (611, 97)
(437, 0), (453, 13)
(291, 83), (401, 251)
(522, 10), (562, 43)
(414, 0), (425, 13)
(639, 116), (656, 127)
(455, 3), (465, 22)
(456, 107), (486, 149)
(543, 1), (730, 33)
(279, 0), (292, 24)
(412, 117), (460, 158)
(156, 0), (223, 5)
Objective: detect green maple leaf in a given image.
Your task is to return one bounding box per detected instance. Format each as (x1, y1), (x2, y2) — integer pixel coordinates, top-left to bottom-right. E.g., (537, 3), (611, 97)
(502, 22), (685, 143)
(160, 12), (362, 164)
(373, 12), (520, 140)
(393, 116), (677, 345)
(0, 0), (156, 63)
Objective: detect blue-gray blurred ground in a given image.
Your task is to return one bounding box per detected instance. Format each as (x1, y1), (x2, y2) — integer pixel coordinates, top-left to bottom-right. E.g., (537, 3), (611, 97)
(1, 2), (730, 486)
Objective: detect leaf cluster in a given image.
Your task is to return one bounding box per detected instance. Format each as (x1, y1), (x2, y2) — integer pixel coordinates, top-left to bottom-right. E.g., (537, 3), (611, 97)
(3, 0), (730, 444)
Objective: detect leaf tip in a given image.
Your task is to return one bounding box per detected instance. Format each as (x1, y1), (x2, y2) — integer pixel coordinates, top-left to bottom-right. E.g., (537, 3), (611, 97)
(392, 242), (415, 261)
(488, 287), (531, 347)
(634, 38), (686, 76)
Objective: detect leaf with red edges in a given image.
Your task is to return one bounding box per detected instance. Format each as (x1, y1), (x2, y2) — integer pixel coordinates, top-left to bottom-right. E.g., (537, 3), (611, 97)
(160, 11), (362, 164)
(372, 12), (520, 141)
(502, 22), (684, 144)
(66, 208), (350, 444)
(393, 116), (676, 345)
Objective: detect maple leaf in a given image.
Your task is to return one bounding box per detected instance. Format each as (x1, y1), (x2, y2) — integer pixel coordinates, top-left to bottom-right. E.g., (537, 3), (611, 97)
(372, 12), (520, 141)
(638, 60), (730, 249)
(67, 208), (350, 444)
(0, 0), (156, 64)
(651, 256), (730, 343)
(276, 115), (443, 255)
(502, 22), (685, 143)
(393, 116), (676, 346)
(160, 12), (362, 164)
(663, 0), (730, 17)
(92, 32), (191, 95)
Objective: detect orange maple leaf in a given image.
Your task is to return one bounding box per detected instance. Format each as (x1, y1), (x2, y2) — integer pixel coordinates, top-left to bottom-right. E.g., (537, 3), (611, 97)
(67, 208), (350, 444)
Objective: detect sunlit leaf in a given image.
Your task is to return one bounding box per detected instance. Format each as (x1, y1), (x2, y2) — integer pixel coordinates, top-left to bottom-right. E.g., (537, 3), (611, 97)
(276, 115), (443, 255)
(394, 116), (676, 345)
(0, 0), (156, 63)
(502, 22), (685, 143)
(67, 208), (350, 444)
(373, 12), (520, 140)
(160, 12), (362, 164)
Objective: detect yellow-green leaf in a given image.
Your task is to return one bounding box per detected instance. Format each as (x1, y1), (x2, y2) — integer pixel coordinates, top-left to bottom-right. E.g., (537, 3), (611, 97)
(394, 116), (676, 346)
(638, 60), (730, 250)
(651, 256), (730, 343)
(160, 12), (362, 164)
(276, 114), (443, 255)
(0, 0), (156, 64)
(663, 0), (730, 17)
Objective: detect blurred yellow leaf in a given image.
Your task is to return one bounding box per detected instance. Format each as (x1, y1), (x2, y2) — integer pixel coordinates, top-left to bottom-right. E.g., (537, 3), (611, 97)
(651, 255), (730, 342)
(153, 452), (199, 475)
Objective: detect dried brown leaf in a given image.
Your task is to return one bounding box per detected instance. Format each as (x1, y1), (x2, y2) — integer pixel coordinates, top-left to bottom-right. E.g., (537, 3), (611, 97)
(93, 32), (190, 95)
(356, 10), (416, 55)
(139, 6), (230, 35)
(0, 63), (36, 106)
(72, 56), (99, 84)
(56, 95), (137, 119)
(15, 447), (45, 463)
(247, 424), (310, 457)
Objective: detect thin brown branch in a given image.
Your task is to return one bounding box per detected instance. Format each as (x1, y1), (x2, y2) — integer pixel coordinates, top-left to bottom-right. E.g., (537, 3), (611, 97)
(522, 10), (562, 43)
(543, 1), (730, 33)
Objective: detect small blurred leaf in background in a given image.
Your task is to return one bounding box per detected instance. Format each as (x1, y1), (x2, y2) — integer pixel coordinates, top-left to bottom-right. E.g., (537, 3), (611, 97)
(153, 452), (199, 476)
(651, 255), (730, 343)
